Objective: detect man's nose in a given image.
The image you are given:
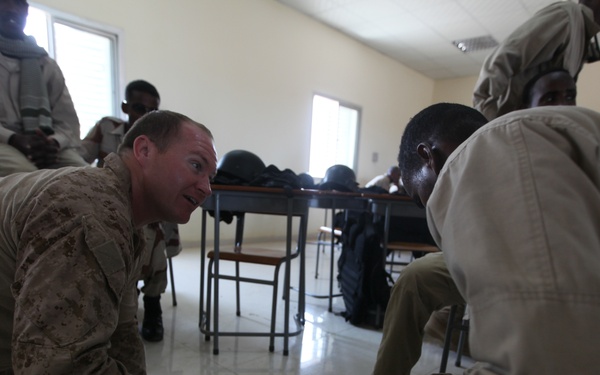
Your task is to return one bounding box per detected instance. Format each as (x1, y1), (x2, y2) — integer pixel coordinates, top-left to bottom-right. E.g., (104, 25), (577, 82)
(197, 176), (212, 198)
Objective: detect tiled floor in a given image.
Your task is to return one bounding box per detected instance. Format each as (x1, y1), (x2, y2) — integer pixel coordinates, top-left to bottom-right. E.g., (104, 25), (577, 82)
(140, 240), (474, 374)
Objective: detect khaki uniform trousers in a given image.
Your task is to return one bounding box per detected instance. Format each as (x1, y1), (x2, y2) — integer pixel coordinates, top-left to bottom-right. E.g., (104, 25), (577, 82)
(0, 143), (87, 176)
(373, 252), (464, 375)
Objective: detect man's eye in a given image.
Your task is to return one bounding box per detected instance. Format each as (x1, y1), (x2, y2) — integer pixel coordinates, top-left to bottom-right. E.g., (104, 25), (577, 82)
(191, 162), (202, 171)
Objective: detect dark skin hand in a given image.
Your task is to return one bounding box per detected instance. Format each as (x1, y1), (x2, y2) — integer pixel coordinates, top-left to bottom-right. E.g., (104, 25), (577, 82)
(8, 129), (59, 168)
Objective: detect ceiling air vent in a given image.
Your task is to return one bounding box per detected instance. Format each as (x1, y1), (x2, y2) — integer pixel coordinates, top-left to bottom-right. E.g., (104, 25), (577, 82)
(452, 35), (498, 53)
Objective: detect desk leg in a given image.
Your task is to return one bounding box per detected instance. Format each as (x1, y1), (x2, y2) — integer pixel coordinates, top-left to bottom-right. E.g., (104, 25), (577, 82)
(283, 200), (293, 355)
(298, 212), (307, 325)
(328, 208), (336, 312)
(199, 209), (207, 331)
(382, 203), (391, 270)
(212, 195), (221, 355)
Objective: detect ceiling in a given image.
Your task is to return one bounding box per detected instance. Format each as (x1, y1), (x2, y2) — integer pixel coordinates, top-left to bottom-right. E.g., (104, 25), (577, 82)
(277, 0), (562, 80)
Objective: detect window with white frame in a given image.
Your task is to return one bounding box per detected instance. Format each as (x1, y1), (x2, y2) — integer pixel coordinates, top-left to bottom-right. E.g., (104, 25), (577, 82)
(308, 94), (360, 179)
(24, 5), (119, 138)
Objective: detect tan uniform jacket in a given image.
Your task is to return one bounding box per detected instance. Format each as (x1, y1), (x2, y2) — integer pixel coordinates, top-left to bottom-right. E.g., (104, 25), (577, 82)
(427, 106), (600, 374)
(0, 53), (81, 150)
(79, 116), (127, 167)
(473, 2), (600, 120)
(0, 153), (146, 374)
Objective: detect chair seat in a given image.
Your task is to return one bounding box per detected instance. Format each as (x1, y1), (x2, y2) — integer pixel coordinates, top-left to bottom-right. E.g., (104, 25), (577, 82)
(386, 241), (439, 253)
(207, 247), (288, 266)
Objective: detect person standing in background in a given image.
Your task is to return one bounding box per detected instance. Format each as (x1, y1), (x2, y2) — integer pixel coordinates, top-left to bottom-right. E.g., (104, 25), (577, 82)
(473, 0), (600, 120)
(0, 0), (86, 176)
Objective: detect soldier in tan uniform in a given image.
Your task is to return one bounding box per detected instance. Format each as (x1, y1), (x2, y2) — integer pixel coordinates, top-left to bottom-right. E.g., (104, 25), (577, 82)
(0, 0), (87, 176)
(473, 0), (600, 121)
(0, 110), (217, 374)
(373, 70), (579, 375)
(399, 103), (600, 374)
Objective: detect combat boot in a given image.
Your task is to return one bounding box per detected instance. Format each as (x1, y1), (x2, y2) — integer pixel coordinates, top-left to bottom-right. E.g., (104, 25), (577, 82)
(142, 295), (164, 342)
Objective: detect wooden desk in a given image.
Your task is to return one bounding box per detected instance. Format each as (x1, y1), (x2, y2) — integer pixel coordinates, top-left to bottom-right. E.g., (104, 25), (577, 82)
(199, 185), (310, 355)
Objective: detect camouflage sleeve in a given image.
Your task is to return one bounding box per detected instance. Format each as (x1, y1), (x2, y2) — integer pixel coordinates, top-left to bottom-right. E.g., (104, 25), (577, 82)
(12, 210), (145, 374)
(108, 284), (146, 374)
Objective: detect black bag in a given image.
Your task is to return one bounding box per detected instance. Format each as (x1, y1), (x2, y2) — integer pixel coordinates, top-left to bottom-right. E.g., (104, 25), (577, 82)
(337, 210), (394, 328)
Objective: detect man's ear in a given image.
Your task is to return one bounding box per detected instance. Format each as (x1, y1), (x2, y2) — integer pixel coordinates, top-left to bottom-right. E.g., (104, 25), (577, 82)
(121, 101), (129, 115)
(132, 135), (153, 165)
(417, 142), (446, 175)
(417, 142), (434, 167)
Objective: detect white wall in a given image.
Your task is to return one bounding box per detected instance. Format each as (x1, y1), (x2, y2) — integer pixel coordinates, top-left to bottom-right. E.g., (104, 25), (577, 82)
(32, 0), (437, 245)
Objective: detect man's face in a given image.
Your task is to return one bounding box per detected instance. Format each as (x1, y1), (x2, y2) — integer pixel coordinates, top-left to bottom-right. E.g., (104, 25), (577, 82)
(528, 71), (577, 108)
(389, 169), (401, 185)
(0, 0), (27, 40)
(403, 166), (437, 209)
(122, 90), (160, 127)
(144, 122), (217, 224)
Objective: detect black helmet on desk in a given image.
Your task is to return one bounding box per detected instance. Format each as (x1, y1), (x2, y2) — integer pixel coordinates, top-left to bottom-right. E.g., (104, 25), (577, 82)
(319, 164), (358, 192)
(216, 149), (266, 184)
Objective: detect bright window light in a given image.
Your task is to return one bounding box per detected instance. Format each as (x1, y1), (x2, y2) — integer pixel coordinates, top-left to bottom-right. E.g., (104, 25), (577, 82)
(308, 95), (360, 179)
(23, 6), (118, 138)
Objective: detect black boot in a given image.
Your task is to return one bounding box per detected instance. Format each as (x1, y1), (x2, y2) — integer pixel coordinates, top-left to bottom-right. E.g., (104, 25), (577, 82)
(142, 295), (164, 342)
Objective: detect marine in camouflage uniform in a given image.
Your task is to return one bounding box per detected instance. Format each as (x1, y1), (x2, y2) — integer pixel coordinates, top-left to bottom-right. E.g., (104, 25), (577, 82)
(0, 153), (146, 374)
(80, 81), (181, 342)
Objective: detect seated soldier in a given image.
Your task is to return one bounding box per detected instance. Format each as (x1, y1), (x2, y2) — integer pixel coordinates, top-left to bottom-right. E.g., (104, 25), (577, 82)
(366, 165), (404, 194)
(372, 69), (579, 375)
(399, 102), (600, 374)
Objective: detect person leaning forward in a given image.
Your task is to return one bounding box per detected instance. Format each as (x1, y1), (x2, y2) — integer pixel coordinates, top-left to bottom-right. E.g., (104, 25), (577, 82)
(0, 110), (217, 374)
(372, 69), (579, 375)
(399, 103), (600, 374)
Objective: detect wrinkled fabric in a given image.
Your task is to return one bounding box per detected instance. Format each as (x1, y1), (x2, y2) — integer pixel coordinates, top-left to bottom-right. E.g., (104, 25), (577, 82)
(80, 117), (182, 296)
(473, 2), (600, 120)
(365, 174), (393, 192)
(79, 116), (127, 167)
(0, 52), (82, 152)
(141, 222), (182, 297)
(0, 153), (147, 374)
(427, 106), (600, 374)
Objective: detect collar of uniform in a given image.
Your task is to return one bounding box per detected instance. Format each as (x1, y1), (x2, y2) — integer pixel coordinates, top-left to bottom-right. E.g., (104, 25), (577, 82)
(102, 153), (133, 202)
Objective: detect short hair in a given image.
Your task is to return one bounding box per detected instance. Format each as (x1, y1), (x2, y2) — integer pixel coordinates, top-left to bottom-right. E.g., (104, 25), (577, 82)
(118, 110), (213, 153)
(522, 68), (571, 108)
(125, 80), (160, 101)
(387, 165), (400, 175)
(398, 103), (487, 183)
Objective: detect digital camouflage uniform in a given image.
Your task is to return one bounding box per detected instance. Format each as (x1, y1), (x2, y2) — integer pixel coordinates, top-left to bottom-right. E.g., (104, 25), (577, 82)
(0, 153), (146, 374)
(81, 117), (182, 297)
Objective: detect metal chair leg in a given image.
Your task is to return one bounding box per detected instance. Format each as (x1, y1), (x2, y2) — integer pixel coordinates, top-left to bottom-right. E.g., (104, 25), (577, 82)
(168, 256), (177, 306)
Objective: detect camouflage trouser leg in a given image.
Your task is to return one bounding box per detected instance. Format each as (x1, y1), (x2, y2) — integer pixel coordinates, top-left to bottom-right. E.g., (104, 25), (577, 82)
(140, 222), (181, 297)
